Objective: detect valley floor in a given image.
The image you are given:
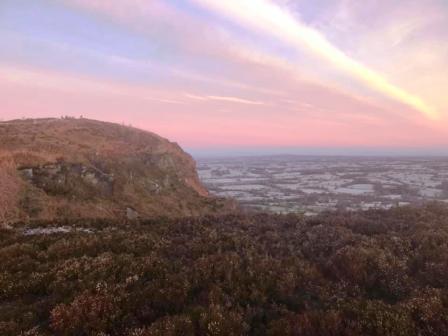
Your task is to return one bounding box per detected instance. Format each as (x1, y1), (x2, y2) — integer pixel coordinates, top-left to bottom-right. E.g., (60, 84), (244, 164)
(198, 156), (448, 215)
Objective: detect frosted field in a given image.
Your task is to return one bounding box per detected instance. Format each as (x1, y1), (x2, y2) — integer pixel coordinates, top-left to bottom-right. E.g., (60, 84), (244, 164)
(197, 156), (448, 215)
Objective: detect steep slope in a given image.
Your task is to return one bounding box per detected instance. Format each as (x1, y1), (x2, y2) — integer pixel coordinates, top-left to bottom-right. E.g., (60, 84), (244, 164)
(0, 118), (227, 224)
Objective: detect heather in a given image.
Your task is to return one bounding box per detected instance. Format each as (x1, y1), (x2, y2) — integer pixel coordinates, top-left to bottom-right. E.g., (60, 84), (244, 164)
(1, 204), (448, 335)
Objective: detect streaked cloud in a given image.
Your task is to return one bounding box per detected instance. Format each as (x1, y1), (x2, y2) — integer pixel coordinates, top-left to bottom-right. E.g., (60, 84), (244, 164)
(190, 0), (439, 119)
(185, 93), (265, 106)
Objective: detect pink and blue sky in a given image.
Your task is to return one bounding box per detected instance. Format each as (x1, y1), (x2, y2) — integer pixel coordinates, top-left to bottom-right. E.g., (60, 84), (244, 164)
(1, 0), (447, 155)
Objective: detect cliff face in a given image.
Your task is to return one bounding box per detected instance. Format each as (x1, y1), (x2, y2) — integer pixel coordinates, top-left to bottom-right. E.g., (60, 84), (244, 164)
(0, 118), (224, 224)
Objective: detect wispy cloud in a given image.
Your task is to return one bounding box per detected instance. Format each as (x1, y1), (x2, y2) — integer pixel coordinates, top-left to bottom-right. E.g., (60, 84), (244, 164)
(184, 93), (265, 105)
(1, 66), (181, 103)
(190, 0), (438, 119)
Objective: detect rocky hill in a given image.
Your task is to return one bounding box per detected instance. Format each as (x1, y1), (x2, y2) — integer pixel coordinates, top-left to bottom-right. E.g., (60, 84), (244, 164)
(0, 118), (229, 224)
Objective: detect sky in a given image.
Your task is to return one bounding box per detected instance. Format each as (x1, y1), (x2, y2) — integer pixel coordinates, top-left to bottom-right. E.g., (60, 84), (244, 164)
(1, 0), (447, 156)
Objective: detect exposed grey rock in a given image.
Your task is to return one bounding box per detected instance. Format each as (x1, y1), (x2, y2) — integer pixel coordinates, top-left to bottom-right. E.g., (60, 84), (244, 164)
(18, 162), (114, 197)
(163, 175), (171, 188)
(19, 168), (34, 179)
(146, 180), (161, 193)
(23, 226), (94, 235)
(43, 164), (62, 175)
(126, 207), (139, 220)
(83, 172), (99, 185)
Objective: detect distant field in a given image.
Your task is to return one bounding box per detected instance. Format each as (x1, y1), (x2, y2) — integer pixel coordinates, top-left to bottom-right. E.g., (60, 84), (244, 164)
(197, 156), (448, 214)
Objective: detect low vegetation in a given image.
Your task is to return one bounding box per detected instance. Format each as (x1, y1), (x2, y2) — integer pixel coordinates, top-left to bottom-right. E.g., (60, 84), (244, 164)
(0, 152), (22, 226)
(1, 204), (448, 335)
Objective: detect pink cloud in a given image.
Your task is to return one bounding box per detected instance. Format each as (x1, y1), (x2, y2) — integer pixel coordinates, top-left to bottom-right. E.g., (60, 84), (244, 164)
(2, 65), (447, 150)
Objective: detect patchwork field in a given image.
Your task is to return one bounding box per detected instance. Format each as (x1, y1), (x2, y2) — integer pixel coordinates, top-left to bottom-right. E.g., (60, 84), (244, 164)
(198, 156), (448, 215)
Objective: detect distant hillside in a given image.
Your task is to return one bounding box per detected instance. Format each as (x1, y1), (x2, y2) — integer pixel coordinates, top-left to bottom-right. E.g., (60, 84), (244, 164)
(0, 118), (230, 224)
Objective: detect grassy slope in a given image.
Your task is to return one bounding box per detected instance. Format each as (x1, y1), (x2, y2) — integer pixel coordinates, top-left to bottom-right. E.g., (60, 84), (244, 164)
(0, 118), (230, 224)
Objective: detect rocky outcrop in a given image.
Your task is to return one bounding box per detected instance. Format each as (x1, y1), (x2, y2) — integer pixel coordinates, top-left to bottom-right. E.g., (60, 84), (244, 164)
(18, 162), (114, 198)
(0, 118), (229, 223)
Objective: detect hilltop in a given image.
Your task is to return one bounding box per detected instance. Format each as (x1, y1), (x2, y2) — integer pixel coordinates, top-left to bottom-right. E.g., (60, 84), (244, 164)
(0, 118), (230, 224)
